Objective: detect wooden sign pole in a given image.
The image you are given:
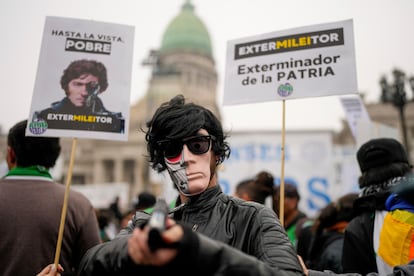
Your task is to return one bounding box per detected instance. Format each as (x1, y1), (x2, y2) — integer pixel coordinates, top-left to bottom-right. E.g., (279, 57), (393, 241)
(279, 100), (286, 226)
(54, 137), (77, 267)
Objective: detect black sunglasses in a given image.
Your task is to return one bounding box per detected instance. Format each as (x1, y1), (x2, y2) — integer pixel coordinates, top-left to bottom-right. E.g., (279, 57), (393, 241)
(159, 135), (215, 159)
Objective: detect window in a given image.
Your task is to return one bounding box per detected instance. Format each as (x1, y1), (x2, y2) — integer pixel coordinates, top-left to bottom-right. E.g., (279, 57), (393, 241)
(103, 159), (114, 182)
(123, 159), (135, 185)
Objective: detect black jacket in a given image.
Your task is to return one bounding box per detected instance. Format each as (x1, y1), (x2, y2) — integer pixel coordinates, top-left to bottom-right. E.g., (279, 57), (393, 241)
(308, 231), (344, 273)
(309, 260), (414, 276)
(342, 190), (390, 275)
(79, 185), (304, 276)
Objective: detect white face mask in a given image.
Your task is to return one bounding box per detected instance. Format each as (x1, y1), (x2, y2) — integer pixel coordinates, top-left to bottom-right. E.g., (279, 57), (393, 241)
(164, 141), (212, 197)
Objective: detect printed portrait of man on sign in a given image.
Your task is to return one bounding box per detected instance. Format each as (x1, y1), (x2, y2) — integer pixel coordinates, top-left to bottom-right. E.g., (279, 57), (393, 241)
(26, 16), (134, 141)
(33, 59), (125, 133)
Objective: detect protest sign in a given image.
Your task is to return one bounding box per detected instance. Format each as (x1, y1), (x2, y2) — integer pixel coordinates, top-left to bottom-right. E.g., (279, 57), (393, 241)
(23, 16), (135, 268)
(26, 16), (135, 141)
(340, 95), (371, 140)
(223, 19), (358, 105)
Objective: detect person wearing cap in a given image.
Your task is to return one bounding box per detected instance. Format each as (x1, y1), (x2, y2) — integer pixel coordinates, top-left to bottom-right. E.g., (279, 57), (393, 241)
(32, 59), (125, 133)
(342, 138), (413, 275)
(273, 183), (310, 249)
(78, 95), (304, 276)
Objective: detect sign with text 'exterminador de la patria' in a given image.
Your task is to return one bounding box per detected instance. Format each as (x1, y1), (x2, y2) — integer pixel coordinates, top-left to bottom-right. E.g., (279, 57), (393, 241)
(223, 19), (358, 105)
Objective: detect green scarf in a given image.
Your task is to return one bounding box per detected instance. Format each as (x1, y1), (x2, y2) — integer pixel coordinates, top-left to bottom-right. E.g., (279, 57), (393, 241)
(6, 166), (52, 179)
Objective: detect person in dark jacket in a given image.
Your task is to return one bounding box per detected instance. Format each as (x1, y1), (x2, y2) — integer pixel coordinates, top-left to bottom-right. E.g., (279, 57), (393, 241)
(342, 138), (412, 275)
(307, 193), (358, 273)
(273, 183), (310, 251)
(78, 95), (304, 276)
(299, 255), (414, 276)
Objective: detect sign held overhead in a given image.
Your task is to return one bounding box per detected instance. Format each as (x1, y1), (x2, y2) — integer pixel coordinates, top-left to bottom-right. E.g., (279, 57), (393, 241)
(26, 16), (135, 141)
(223, 19), (358, 105)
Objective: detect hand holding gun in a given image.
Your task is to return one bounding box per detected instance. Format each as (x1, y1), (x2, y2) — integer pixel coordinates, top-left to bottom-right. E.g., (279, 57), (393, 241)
(147, 198), (170, 251)
(128, 199), (184, 266)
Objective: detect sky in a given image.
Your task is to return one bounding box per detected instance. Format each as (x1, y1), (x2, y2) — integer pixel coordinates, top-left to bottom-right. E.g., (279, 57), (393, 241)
(1, 0), (414, 134)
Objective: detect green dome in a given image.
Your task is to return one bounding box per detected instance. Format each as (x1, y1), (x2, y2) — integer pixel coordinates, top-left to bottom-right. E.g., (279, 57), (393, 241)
(160, 1), (212, 57)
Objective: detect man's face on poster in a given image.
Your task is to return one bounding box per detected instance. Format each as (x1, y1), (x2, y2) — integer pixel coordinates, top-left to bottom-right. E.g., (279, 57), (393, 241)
(66, 73), (99, 107)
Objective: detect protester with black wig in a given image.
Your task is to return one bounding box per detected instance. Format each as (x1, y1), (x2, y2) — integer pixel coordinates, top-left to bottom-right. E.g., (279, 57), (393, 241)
(79, 95), (304, 276)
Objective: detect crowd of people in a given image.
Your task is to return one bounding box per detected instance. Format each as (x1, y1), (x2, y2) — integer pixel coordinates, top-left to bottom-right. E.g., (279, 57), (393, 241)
(1, 94), (414, 276)
(233, 136), (414, 276)
(96, 191), (158, 242)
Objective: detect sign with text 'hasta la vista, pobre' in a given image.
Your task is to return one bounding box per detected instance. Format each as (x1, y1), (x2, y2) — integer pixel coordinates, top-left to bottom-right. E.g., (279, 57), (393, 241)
(223, 19), (358, 105)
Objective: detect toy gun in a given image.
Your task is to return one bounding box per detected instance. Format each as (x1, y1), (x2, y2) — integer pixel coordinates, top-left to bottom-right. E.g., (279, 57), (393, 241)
(148, 198), (170, 251)
(85, 82), (100, 113)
